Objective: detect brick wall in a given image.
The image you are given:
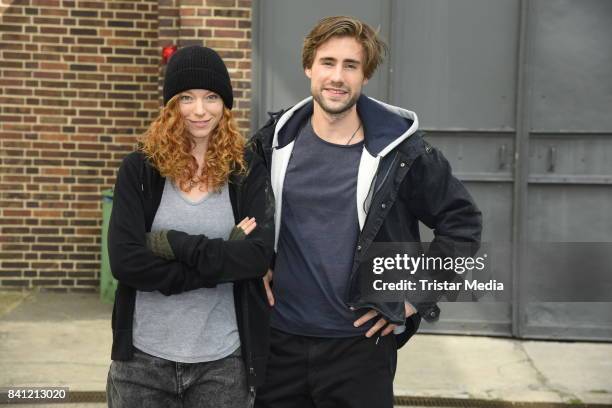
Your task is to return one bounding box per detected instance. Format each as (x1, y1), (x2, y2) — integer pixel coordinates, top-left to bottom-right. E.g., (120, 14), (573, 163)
(177, 0), (252, 129)
(0, 0), (253, 292)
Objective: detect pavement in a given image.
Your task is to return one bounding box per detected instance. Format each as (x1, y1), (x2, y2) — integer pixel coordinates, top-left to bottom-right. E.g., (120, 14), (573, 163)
(1, 290), (611, 407)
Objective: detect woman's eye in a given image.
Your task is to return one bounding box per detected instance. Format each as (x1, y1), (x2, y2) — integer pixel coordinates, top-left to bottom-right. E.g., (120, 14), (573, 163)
(179, 95), (192, 102)
(207, 94), (219, 100)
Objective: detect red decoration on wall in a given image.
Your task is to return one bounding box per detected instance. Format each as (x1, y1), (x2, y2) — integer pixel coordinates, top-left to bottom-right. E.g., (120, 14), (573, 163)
(162, 45), (178, 64)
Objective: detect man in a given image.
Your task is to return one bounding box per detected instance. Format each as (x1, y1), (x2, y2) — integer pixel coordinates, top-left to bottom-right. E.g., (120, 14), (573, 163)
(251, 16), (482, 408)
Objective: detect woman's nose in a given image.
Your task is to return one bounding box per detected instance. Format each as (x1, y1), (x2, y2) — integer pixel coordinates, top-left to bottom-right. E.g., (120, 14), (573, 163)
(194, 99), (206, 116)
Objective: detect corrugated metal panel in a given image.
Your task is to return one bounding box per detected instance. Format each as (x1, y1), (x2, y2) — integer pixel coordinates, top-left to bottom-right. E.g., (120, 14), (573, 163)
(530, 0), (612, 132)
(520, 0), (612, 339)
(252, 0), (612, 340)
(389, 0), (520, 130)
(252, 0), (391, 125)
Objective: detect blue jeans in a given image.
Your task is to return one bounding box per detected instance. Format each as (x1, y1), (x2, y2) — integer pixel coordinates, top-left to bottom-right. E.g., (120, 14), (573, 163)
(106, 347), (253, 408)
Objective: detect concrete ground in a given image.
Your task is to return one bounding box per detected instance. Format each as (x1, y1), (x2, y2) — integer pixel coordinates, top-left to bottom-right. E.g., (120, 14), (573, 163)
(396, 335), (612, 404)
(1, 291), (611, 407)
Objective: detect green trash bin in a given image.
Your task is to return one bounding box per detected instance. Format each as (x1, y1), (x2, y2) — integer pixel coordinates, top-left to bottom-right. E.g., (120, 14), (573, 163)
(100, 189), (117, 304)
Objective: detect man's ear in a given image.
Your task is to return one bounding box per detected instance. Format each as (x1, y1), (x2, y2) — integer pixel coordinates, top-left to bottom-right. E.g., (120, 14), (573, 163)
(305, 67), (312, 79)
(363, 76), (369, 86)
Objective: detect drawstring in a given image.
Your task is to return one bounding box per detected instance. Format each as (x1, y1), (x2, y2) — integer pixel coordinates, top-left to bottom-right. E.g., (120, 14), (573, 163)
(248, 386), (256, 408)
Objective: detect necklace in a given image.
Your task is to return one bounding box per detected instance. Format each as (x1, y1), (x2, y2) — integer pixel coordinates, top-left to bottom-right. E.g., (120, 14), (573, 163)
(345, 122), (362, 145)
(310, 118), (362, 145)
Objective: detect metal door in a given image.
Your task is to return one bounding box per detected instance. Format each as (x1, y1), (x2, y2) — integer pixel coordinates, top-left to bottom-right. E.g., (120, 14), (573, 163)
(251, 0), (612, 340)
(516, 0), (612, 340)
(389, 0), (519, 336)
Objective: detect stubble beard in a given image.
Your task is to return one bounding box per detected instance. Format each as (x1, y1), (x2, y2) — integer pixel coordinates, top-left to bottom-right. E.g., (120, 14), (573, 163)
(312, 87), (360, 118)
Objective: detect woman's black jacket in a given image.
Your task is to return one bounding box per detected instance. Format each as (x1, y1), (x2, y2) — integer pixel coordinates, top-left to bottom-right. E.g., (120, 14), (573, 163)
(107, 148), (275, 388)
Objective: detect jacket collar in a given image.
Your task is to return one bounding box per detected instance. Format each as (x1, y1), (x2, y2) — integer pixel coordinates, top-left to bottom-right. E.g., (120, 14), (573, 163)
(273, 94), (419, 158)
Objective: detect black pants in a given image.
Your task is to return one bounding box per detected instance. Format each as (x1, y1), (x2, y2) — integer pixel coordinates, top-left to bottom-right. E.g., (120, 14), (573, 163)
(255, 329), (397, 408)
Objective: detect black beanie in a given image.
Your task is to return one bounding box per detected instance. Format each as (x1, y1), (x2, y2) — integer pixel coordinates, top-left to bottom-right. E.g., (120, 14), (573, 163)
(163, 45), (233, 109)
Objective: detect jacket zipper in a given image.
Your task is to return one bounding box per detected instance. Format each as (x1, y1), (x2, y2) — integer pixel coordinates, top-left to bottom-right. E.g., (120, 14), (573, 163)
(372, 152), (399, 202)
(236, 172), (256, 390)
(242, 283), (255, 387)
(357, 152), (399, 233)
(231, 170), (255, 390)
(347, 152), (410, 317)
(354, 152), (398, 257)
(248, 384), (256, 408)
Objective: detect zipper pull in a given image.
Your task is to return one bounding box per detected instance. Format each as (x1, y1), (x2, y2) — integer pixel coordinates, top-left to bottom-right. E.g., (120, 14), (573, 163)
(248, 386), (256, 408)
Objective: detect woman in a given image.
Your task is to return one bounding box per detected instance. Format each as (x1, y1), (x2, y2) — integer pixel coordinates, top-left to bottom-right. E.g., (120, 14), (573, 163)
(106, 45), (274, 408)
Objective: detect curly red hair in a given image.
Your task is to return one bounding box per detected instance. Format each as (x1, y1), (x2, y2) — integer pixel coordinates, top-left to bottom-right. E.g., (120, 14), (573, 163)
(139, 96), (246, 192)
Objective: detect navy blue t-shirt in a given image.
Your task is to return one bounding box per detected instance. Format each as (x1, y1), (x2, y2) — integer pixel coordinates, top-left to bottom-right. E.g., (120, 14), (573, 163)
(271, 119), (371, 337)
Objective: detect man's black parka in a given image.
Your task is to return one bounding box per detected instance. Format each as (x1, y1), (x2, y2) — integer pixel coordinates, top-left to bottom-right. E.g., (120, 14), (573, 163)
(250, 95), (482, 347)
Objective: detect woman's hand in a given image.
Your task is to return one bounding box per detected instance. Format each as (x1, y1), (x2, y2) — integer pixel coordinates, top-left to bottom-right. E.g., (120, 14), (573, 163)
(145, 230), (174, 260)
(147, 217), (257, 260)
(229, 217), (257, 240)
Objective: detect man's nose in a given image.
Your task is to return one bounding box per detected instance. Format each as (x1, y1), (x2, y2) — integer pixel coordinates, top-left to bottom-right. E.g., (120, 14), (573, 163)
(330, 65), (343, 84)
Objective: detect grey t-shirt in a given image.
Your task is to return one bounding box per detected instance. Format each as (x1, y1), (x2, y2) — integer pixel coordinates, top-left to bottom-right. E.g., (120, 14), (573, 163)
(271, 119), (372, 337)
(133, 180), (239, 363)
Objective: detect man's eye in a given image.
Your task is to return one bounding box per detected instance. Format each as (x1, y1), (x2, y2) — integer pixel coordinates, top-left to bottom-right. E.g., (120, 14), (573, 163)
(346, 64), (357, 70)
(322, 61), (333, 66)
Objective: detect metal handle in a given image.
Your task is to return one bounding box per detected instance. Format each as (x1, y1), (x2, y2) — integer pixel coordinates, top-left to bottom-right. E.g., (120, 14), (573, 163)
(547, 146), (556, 172)
(498, 144), (508, 170)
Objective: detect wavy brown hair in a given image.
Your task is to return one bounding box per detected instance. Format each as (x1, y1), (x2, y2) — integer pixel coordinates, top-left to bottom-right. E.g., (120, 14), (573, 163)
(302, 15), (388, 79)
(138, 95), (246, 192)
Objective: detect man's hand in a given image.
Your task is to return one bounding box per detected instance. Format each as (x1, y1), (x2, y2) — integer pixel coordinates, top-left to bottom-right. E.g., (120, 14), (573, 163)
(263, 269), (274, 306)
(353, 302), (417, 337)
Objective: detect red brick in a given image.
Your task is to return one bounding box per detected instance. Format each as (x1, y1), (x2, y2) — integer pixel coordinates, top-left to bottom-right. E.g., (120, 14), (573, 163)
(0, 0), (252, 293)
(79, 1), (104, 8)
(214, 29), (245, 38)
(2, 15), (30, 24)
(206, 0), (235, 6)
(181, 18), (206, 27)
(0, 24), (23, 32)
(32, 0), (60, 6)
(2, 33), (31, 41)
(213, 9), (248, 18)
(206, 18), (235, 28)
(41, 27), (68, 35)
